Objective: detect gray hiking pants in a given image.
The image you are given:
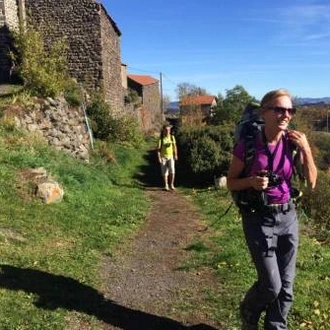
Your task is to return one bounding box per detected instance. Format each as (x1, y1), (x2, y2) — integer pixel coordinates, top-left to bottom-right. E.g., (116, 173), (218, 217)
(241, 203), (298, 330)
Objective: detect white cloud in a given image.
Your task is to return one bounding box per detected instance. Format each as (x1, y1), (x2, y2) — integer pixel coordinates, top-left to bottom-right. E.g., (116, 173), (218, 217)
(278, 4), (330, 41)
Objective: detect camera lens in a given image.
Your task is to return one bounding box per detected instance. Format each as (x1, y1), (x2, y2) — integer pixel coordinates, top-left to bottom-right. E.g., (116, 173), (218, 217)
(268, 172), (282, 187)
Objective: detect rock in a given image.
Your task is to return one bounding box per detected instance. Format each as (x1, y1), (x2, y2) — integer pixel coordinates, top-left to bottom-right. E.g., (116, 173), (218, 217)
(37, 181), (64, 204)
(214, 175), (227, 189)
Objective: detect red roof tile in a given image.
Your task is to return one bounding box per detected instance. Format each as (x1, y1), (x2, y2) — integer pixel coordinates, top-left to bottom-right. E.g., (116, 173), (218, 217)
(181, 95), (216, 106)
(128, 75), (159, 86)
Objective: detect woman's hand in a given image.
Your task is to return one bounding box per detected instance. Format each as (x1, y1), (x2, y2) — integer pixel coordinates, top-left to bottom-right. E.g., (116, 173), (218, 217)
(287, 130), (311, 153)
(251, 174), (269, 191)
(287, 129), (317, 189)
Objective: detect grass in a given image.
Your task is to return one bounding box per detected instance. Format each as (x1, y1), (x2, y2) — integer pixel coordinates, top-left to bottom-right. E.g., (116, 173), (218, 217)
(0, 123), (150, 329)
(183, 186), (330, 329)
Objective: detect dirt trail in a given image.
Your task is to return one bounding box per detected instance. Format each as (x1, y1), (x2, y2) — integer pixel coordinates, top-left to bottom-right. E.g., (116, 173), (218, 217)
(100, 183), (221, 330)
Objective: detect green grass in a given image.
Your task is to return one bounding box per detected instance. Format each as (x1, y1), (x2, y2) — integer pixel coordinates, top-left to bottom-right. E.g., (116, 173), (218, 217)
(0, 123), (150, 329)
(183, 187), (330, 329)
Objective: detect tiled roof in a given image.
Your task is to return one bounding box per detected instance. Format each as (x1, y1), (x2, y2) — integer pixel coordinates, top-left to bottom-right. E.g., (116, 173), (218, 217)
(128, 75), (159, 86)
(181, 95), (216, 106)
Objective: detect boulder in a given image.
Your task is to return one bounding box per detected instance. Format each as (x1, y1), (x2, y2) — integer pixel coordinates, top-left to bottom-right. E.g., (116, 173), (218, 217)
(37, 181), (64, 204)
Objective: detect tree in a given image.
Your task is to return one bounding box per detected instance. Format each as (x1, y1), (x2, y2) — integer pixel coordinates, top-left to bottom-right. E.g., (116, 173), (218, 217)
(211, 85), (256, 125)
(162, 94), (171, 112)
(175, 82), (208, 100)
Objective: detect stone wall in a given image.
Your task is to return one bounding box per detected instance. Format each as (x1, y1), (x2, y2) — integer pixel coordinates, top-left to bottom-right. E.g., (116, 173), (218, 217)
(10, 0), (124, 112)
(4, 97), (91, 161)
(142, 83), (161, 128)
(99, 5), (123, 113)
(0, 1), (4, 26)
(3, 0), (19, 29)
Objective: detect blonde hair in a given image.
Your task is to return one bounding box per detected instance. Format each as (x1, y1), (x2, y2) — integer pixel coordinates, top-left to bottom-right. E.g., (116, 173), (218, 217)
(260, 89), (292, 107)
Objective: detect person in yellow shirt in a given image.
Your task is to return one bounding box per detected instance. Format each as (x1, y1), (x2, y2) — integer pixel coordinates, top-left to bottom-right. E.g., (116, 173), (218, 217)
(157, 124), (178, 190)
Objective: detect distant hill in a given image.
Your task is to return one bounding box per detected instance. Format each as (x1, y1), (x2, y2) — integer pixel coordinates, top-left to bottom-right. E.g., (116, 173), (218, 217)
(165, 98), (330, 111)
(296, 97), (330, 105)
(165, 101), (180, 114)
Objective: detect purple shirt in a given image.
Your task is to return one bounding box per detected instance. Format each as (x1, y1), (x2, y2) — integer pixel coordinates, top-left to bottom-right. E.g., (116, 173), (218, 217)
(233, 134), (294, 204)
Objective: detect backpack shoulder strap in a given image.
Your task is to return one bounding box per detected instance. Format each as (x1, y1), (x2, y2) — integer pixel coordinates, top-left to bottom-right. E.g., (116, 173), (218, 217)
(289, 142), (306, 182)
(241, 132), (259, 176)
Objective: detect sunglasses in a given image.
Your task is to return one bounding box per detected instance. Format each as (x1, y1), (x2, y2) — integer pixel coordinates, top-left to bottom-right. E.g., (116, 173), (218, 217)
(266, 106), (297, 116)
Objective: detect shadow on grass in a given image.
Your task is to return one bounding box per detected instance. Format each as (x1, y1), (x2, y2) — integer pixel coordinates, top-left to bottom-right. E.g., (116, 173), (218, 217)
(134, 148), (163, 189)
(0, 265), (219, 330)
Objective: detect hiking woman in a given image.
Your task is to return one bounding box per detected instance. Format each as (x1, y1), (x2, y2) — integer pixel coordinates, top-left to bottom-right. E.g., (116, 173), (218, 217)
(227, 89), (317, 330)
(157, 124), (178, 190)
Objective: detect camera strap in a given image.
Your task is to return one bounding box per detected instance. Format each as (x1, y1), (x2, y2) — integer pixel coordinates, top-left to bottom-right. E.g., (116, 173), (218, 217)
(262, 130), (283, 174)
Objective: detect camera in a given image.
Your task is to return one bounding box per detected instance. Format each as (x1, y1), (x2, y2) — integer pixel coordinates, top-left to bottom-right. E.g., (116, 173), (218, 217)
(258, 171), (282, 187)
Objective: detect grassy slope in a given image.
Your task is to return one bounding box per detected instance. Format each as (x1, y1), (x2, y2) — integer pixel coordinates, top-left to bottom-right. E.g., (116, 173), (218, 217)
(0, 123), (150, 329)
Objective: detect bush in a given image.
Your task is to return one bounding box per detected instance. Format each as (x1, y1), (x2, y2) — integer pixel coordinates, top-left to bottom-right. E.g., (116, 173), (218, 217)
(312, 132), (330, 171)
(86, 93), (113, 140)
(86, 93), (144, 147)
(63, 79), (83, 106)
(11, 25), (69, 98)
(302, 171), (330, 230)
(177, 124), (234, 181)
(107, 115), (145, 148)
(188, 136), (222, 174)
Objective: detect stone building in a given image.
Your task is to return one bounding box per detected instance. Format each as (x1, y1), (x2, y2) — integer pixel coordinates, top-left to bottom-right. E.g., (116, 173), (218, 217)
(127, 74), (161, 131)
(180, 95), (217, 126)
(0, 0), (124, 112)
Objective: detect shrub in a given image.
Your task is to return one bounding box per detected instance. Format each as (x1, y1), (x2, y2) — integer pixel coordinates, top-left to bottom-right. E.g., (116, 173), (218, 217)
(86, 93), (144, 147)
(177, 124), (234, 182)
(86, 93), (114, 140)
(107, 115), (145, 148)
(302, 171), (330, 230)
(63, 79), (83, 106)
(11, 25), (69, 98)
(188, 136), (222, 174)
(124, 89), (140, 105)
(312, 131), (330, 171)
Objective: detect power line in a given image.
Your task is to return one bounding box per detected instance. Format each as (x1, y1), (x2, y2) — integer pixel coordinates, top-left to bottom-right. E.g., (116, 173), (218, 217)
(125, 65), (160, 75)
(161, 73), (179, 87)
(125, 66), (179, 88)
(125, 65), (179, 99)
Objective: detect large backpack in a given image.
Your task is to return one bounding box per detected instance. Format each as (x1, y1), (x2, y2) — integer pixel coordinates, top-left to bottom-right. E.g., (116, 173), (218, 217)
(231, 102), (305, 210)
(233, 102), (264, 174)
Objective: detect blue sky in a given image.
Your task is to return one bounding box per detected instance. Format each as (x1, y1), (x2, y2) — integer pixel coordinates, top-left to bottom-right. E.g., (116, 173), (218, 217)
(101, 0), (330, 101)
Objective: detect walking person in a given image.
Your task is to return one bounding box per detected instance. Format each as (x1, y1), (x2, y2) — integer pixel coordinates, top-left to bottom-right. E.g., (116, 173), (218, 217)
(227, 89), (317, 330)
(157, 124), (178, 191)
